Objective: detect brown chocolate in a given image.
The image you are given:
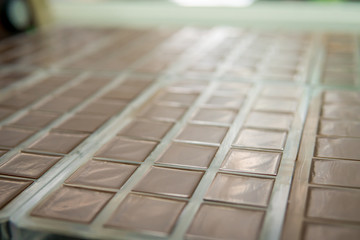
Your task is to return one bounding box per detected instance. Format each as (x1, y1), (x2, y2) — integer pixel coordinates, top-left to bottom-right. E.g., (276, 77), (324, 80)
(0, 177), (32, 209)
(234, 128), (287, 150)
(28, 132), (87, 154)
(0, 128), (34, 148)
(192, 108), (236, 124)
(36, 96), (83, 113)
(261, 86), (302, 99)
(66, 160), (137, 189)
(176, 124), (228, 144)
(319, 120), (360, 137)
(254, 97), (297, 113)
(323, 91), (360, 104)
(205, 173), (273, 207)
(0, 153), (60, 179)
(307, 188), (360, 222)
(78, 99), (127, 117)
(31, 186), (113, 223)
(156, 142), (217, 168)
(56, 114), (108, 133)
(0, 108), (14, 120)
(186, 204), (264, 240)
(139, 105), (187, 121)
(311, 159), (360, 188)
(315, 137), (360, 160)
(322, 105), (360, 120)
(133, 167), (203, 198)
(119, 119), (173, 140)
(105, 194), (185, 234)
(303, 223), (360, 240)
(206, 95), (244, 109)
(95, 137), (157, 162)
(245, 112), (293, 130)
(156, 92), (198, 105)
(221, 149), (281, 175)
(11, 111), (58, 129)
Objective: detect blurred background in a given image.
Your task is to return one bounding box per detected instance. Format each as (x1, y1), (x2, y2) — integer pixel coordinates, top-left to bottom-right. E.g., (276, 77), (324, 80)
(1, 0), (360, 39)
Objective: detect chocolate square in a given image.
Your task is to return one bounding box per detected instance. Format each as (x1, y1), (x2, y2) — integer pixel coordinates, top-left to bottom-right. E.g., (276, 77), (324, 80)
(28, 132), (87, 154)
(66, 160), (137, 189)
(176, 124), (228, 144)
(157, 142), (217, 168)
(105, 194), (185, 234)
(221, 149), (281, 175)
(0, 128), (34, 148)
(234, 128), (287, 150)
(0, 177), (32, 209)
(133, 167), (203, 198)
(186, 204), (264, 240)
(205, 173), (274, 207)
(95, 137), (157, 162)
(0, 153), (60, 179)
(31, 186), (113, 223)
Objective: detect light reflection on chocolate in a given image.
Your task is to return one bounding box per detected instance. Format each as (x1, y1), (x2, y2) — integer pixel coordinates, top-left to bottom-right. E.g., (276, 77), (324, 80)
(322, 105), (360, 120)
(206, 95), (244, 109)
(66, 160), (137, 189)
(254, 98), (298, 113)
(0, 177), (32, 209)
(221, 149), (281, 175)
(245, 112), (293, 130)
(0, 128), (34, 148)
(187, 204), (264, 240)
(156, 92), (198, 105)
(157, 142), (217, 168)
(177, 124), (228, 144)
(234, 128), (287, 150)
(119, 119), (173, 140)
(95, 137), (157, 162)
(316, 137), (360, 160)
(28, 132), (88, 154)
(311, 159), (360, 188)
(31, 186), (113, 223)
(0, 153), (60, 179)
(105, 194), (185, 234)
(306, 188), (360, 223)
(205, 173), (273, 207)
(133, 167), (203, 198)
(139, 105), (187, 121)
(192, 108), (236, 124)
(319, 120), (360, 137)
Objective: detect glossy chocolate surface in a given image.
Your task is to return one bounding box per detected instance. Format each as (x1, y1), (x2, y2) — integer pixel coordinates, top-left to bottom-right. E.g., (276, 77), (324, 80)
(95, 137), (157, 162)
(134, 167), (203, 198)
(66, 161), (137, 189)
(106, 194), (185, 234)
(157, 142), (217, 168)
(187, 204), (264, 240)
(31, 187), (113, 223)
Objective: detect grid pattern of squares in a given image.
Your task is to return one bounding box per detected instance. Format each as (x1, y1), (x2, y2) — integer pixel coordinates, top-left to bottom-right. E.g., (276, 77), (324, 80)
(2, 26), (359, 240)
(223, 32), (311, 82)
(321, 34), (359, 86)
(0, 27), (208, 216)
(283, 90), (360, 240)
(0, 73), (154, 212)
(27, 79), (254, 237)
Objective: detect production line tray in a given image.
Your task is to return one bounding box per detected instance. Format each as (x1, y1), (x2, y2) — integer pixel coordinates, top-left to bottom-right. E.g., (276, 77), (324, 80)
(0, 26), (359, 240)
